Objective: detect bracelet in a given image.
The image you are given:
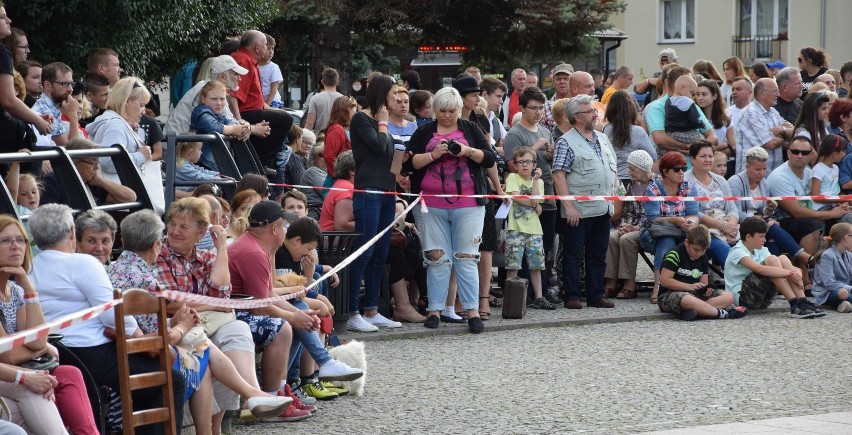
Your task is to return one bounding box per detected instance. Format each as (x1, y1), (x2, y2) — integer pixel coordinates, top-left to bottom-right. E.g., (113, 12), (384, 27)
(15, 370), (24, 385)
(24, 297), (39, 305)
(377, 122), (388, 128)
(23, 293), (37, 300)
(173, 326), (186, 339)
(428, 152), (434, 162)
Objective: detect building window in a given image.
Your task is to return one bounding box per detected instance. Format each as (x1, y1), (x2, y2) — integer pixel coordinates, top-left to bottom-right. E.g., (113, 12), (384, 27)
(660, 0), (695, 43)
(739, 0), (788, 39)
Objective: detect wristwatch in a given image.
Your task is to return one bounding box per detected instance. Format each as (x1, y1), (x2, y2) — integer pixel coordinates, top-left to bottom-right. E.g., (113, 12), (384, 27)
(468, 147), (475, 157)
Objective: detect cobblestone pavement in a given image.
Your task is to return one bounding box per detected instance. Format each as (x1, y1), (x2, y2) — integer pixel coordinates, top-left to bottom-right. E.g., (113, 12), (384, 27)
(230, 307), (852, 434)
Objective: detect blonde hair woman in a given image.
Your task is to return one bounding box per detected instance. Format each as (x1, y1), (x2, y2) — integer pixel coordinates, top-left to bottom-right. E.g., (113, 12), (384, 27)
(87, 76), (152, 175)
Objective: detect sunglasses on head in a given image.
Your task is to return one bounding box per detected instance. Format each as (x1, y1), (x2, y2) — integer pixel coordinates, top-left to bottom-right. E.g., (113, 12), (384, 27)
(789, 148), (812, 156)
(670, 165), (687, 172)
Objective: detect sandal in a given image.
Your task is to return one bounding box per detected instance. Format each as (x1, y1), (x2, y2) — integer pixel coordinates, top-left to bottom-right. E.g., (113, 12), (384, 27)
(486, 295), (503, 308)
(479, 310), (491, 321)
(604, 287), (619, 298)
(616, 288), (637, 299)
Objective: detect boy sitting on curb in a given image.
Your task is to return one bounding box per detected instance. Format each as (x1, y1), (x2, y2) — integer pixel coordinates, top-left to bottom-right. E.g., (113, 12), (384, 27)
(658, 224), (747, 321)
(724, 216), (826, 318)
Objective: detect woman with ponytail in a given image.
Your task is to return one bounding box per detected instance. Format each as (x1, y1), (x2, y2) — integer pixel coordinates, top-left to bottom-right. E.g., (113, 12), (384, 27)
(812, 222), (852, 312)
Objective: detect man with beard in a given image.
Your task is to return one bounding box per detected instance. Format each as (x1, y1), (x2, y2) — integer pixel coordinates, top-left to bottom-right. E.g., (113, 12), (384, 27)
(32, 62), (79, 146)
(552, 94), (619, 310)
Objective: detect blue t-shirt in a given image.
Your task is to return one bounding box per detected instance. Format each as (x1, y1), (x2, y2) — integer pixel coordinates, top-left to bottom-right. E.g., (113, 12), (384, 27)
(724, 240), (770, 304)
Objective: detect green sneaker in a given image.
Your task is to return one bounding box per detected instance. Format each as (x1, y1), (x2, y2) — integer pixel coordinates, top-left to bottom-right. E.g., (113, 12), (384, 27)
(321, 381), (349, 396)
(302, 381), (339, 400)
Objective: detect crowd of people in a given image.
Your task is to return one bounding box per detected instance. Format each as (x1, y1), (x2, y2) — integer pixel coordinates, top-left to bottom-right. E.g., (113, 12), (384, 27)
(1, 1), (852, 430)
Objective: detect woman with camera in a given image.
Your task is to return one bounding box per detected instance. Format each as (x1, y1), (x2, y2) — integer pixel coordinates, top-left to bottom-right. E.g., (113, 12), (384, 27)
(403, 87), (496, 333)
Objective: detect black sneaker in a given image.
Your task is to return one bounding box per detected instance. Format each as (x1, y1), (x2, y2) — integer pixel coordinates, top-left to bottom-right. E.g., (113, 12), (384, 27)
(544, 289), (563, 305)
(531, 297), (556, 310)
(799, 299), (826, 317)
(790, 301), (820, 319)
(468, 316), (485, 334)
(721, 306), (748, 319)
(678, 309), (698, 321)
(424, 315), (440, 329)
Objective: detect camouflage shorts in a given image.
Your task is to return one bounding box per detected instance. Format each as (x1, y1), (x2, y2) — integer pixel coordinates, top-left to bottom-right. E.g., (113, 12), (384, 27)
(504, 231), (544, 271)
(737, 273), (778, 309)
(658, 288), (726, 314)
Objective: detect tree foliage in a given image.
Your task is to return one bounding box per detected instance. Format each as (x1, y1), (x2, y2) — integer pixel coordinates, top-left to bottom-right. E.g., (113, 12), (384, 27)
(6, 0), (279, 81)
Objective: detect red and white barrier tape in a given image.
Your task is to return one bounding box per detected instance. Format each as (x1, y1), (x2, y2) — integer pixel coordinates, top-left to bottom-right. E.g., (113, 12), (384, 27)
(0, 197), (421, 353)
(0, 299), (121, 354)
(271, 182), (852, 203)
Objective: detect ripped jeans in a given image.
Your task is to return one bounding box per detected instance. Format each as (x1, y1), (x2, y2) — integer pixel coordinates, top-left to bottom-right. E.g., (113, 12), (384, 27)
(413, 205), (485, 312)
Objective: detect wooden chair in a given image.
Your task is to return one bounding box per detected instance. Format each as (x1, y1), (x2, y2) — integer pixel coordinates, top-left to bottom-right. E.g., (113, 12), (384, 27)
(113, 289), (177, 435)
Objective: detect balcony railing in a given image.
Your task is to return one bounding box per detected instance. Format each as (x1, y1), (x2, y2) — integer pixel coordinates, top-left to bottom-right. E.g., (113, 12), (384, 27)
(732, 34), (788, 63)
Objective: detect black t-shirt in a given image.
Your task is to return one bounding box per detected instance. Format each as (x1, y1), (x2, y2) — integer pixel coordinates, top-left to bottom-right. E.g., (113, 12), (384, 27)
(800, 66), (828, 97)
(139, 114), (164, 147)
(40, 171), (109, 206)
(274, 244), (303, 275)
(660, 243), (708, 295)
(0, 46), (13, 76)
(773, 97), (802, 125)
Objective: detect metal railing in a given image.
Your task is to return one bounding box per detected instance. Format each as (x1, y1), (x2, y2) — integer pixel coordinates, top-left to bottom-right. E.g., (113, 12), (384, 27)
(732, 34), (787, 63)
(0, 145), (151, 219)
(163, 132), (244, 212)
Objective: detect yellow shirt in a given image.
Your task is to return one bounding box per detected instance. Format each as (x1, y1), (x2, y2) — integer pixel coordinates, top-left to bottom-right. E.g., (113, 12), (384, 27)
(600, 86), (617, 105)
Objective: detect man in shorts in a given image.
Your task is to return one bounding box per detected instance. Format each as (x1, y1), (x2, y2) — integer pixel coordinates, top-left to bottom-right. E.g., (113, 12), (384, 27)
(657, 225), (747, 321)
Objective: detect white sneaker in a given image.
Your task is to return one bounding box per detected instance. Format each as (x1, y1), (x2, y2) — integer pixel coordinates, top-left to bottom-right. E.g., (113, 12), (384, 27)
(246, 395), (292, 419)
(318, 359), (363, 382)
(441, 307), (463, 321)
(364, 312), (402, 328)
(838, 300), (852, 313)
(347, 314), (379, 332)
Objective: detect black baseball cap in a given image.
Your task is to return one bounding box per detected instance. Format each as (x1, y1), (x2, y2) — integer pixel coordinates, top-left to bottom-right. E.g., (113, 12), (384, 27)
(248, 200), (286, 227)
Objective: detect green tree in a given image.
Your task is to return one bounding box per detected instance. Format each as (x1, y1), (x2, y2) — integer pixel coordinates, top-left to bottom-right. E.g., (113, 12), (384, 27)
(6, 0), (279, 81)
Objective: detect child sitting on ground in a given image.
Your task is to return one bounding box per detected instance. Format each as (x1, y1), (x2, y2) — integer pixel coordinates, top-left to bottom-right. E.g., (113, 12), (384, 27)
(810, 134), (849, 210)
(812, 222), (852, 313)
(665, 75), (706, 146)
(189, 80), (251, 170)
(724, 216), (826, 318)
(504, 147), (553, 310)
(175, 141), (233, 192)
(658, 224), (746, 321)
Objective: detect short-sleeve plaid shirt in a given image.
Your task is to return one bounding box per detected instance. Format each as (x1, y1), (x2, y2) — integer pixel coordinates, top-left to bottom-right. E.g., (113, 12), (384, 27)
(155, 240), (230, 298)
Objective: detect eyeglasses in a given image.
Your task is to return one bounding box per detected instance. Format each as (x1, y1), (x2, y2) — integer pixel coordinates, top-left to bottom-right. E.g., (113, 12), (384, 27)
(577, 109), (597, 115)
(515, 159), (534, 166)
(16, 45), (29, 51)
(670, 166), (687, 172)
(524, 105), (544, 112)
(80, 159), (100, 168)
(0, 237), (27, 247)
(789, 149), (812, 156)
(53, 81), (74, 88)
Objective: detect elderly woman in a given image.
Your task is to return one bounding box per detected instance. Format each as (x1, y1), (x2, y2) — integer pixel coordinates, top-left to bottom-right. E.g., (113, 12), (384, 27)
(403, 86), (496, 333)
(605, 150), (656, 300)
(108, 210), (289, 434)
(154, 197), (296, 428)
(319, 150), (355, 232)
(283, 125), (310, 186)
(27, 204), (186, 435)
(40, 137), (136, 207)
(345, 75), (403, 332)
(299, 141), (327, 220)
(728, 146), (815, 286)
(0, 214), (98, 434)
(684, 140), (737, 264)
(88, 77), (153, 173)
(74, 210), (116, 265)
(639, 152), (700, 303)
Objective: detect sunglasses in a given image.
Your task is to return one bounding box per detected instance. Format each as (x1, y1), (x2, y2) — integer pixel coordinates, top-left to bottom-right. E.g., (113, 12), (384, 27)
(789, 149), (812, 156)
(669, 166), (687, 172)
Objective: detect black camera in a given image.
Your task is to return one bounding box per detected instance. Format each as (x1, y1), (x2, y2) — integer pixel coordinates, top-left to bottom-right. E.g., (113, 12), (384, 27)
(447, 139), (462, 155)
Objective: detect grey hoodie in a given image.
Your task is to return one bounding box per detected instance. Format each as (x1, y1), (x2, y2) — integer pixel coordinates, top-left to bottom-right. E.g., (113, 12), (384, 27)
(87, 110), (148, 174)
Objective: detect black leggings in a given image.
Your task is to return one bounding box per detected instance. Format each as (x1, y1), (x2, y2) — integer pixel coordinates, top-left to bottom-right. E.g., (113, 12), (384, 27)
(66, 342), (186, 435)
(240, 109), (293, 168)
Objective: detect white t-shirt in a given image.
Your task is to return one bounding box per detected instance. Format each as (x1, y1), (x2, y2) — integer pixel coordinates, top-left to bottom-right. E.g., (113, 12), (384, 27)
(259, 62), (284, 105)
(29, 250), (137, 347)
(811, 162), (840, 208)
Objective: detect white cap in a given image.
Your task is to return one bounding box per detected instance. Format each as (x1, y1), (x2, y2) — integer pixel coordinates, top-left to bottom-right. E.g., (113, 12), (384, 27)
(209, 55), (248, 76)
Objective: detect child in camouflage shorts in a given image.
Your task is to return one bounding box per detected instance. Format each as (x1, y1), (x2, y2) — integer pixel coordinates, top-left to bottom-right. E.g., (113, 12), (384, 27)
(504, 147), (554, 310)
(658, 224), (747, 321)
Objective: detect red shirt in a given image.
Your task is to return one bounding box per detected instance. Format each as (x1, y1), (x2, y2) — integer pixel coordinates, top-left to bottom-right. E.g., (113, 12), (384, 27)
(323, 123), (351, 172)
(320, 178), (354, 231)
(227, 232), (272, 300)
(230, 48), (265, 112)
(507, 91), (520, 127)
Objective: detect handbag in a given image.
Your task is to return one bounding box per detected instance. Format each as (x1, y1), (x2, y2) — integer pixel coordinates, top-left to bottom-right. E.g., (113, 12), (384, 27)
(648, 220), (687, 239)
(100, 121), (166, 214)
(19, 354), (59, 372)
(492, 218), (508, 268)
(198, 310), (236, 336)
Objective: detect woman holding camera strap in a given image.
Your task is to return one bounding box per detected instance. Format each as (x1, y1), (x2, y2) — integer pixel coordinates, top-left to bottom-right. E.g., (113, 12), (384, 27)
(403, 87), (496, 333)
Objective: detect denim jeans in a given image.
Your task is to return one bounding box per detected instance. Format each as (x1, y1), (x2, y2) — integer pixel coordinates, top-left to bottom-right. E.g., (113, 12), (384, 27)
(287, 299), (331, 382)
(765, 223), (805, 257)
(348, 191), (396, 313)
(413, 206), (485, 312)
(561, 213), (610, 302)
(706, 237), (731, 265)
(639, 229), (677, 270)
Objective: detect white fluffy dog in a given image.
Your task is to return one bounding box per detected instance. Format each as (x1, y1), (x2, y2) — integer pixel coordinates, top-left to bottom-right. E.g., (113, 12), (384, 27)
(327, 340), (367, 396)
